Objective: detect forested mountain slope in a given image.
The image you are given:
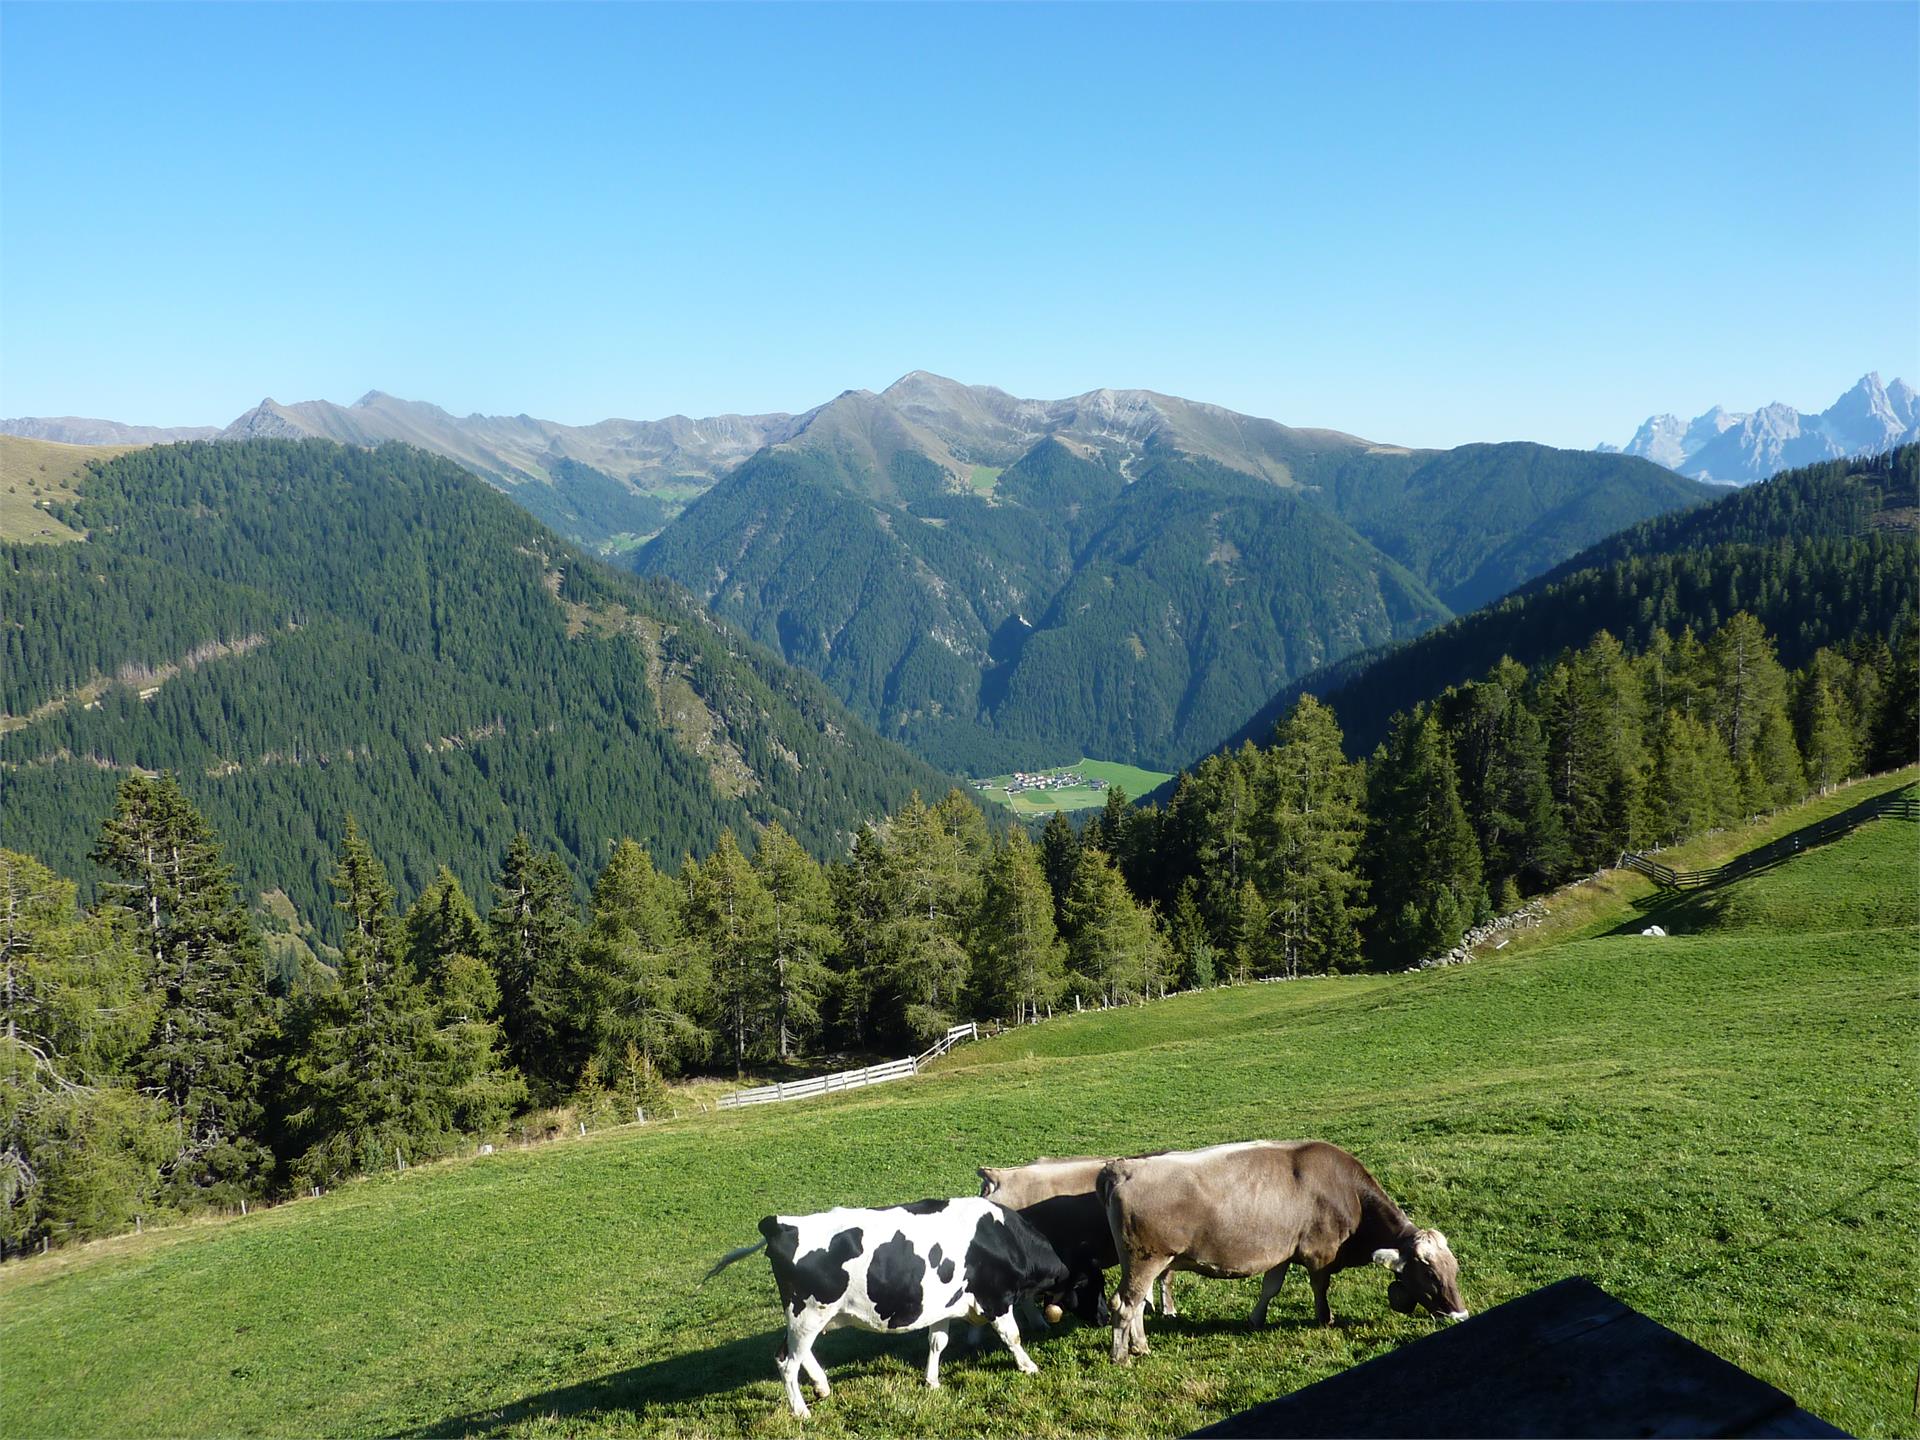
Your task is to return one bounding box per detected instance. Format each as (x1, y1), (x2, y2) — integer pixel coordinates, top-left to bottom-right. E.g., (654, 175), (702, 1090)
(638, 384), (1708, 773)
(1207, 446), (1919, 762)
(0, 441), (952, 927)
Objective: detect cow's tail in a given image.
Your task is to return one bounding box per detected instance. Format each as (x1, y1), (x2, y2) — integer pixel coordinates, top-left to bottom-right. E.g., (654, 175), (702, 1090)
(703, 1237), (768, 1282)
(1096, 1163), (1122, 1207)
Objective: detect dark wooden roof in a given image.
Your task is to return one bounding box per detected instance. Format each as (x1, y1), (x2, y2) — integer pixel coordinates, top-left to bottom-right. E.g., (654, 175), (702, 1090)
(1188, 1276), (1848, 1439)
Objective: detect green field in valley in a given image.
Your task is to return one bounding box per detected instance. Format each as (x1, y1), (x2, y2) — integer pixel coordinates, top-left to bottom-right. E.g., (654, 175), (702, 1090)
(1, 774), (1915, 1439)
(975, 757), (1176, 814)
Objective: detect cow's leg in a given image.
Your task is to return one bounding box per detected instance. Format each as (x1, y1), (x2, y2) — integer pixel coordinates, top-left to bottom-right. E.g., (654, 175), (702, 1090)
(924, 1319), (951, 1388)
(1251, 1262), (1290, 1326)
(799, 1328), (832, 1399)
(990, 1309), (1041, 1375)
(776, 1318), (809, 1419)
(780, 1308), (831, 1416)
(1111, 1254), (1173, 1363)
(1309, 1267), (1335, 1327)
(1158, 1273), (1178, 1317)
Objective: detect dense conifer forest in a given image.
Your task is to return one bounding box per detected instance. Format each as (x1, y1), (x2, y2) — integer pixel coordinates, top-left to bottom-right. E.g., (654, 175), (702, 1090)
(0, 440), (953, 928)
(1214, 446), (1920, 759)
(6, 592), (1909, 1253)
(636, 431), (1709, 772)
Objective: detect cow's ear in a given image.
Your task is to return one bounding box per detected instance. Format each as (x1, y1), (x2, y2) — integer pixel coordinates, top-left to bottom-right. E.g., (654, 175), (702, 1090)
(1372, 1247), (1406, 1272)
(978, 1167), (1000, 1196)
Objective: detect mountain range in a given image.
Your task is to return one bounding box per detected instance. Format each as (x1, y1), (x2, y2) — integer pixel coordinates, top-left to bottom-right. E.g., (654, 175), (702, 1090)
(3, 374), (1719, 774)
(1599, 373), (1918, 486)
(631, 374), (1714, 770)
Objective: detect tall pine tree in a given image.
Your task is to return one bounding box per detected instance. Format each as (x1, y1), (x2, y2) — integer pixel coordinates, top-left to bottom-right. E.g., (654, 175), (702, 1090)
(91, 775), (274, 1207)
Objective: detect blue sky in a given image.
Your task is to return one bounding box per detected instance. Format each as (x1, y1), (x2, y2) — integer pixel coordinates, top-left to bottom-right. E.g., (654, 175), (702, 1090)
(3, 2), (1914, 448)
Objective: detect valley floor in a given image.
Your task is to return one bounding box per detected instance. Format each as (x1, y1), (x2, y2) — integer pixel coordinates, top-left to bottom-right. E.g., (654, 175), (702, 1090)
(1, 779), (1915, 1439)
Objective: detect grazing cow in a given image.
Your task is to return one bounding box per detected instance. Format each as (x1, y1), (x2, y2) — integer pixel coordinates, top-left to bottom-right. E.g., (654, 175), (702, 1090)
(704, 1196), (1097, 1418)
(977, 1156), (1176, 1318)
(1099, 1139), (1468, 1363)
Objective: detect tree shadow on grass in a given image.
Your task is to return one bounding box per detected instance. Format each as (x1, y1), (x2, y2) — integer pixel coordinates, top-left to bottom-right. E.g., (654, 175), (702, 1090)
(402, 1322), (1050, 1437)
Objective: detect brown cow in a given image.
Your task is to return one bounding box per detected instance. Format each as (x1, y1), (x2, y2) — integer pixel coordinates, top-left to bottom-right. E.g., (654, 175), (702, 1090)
(1099, 1139), (1468, 1363)
(978, 1157), (1175, 1318)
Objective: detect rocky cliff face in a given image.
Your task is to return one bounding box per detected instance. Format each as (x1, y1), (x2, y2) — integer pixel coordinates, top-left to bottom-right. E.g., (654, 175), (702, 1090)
(1600, 373), (1919, 485)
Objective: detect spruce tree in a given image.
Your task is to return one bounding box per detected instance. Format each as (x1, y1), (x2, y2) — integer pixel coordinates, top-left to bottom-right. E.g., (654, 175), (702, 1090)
(1361, 711), (1485, 966)
(1064, 849), (1165, 1005)
(1445, 659), (1568, 895)
(291, 818), (441, 1184)
(1166, 879), (1217, 990)
(404, 869), (526, 1137)
(1038, 811), (1081, 931)
(487, 834), (581, 1100)
(1868, 612), (1918, 770)
(91, 775), (275, 1207)
(1648, 709), (1739, 842)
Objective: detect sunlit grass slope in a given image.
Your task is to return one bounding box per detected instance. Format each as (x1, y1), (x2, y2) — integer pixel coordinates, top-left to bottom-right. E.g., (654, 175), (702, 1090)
(2, 803), (1914, 1439)
(0, 434), (137, 543)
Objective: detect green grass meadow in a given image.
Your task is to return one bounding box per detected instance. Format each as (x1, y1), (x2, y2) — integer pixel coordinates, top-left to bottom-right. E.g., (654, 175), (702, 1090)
(2, 791), (1915, 1438)
(977, 758), (1176, 815)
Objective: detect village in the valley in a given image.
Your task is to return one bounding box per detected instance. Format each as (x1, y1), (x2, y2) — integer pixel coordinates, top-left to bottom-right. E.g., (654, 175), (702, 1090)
(980, 768), (1107, 796)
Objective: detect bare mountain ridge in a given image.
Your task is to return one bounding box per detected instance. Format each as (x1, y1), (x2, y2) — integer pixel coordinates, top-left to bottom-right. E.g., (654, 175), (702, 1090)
(4, 370), (1396, 516)
(0, 416), (220, 445)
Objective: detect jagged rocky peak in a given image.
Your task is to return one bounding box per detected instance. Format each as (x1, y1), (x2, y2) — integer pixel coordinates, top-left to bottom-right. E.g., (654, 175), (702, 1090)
(1602, 372), (1919, 485)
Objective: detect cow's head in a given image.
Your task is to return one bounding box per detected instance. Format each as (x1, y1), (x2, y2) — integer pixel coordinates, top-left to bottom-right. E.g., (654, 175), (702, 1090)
(977, 1166), (1006, 1199)
(1373, 1229), (1468, 1321)
(1041, 1261), (1108, 1326)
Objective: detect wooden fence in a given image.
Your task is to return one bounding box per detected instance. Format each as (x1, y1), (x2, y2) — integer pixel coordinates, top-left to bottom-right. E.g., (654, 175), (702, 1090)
(716, 1023), (979, 1110)
(1620, 783), (1917, 891)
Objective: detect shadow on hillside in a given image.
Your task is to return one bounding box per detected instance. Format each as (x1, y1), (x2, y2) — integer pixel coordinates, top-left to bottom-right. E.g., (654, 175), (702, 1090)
(403, 1321), (1052, 1437)
(1606, 793), (1913, 938)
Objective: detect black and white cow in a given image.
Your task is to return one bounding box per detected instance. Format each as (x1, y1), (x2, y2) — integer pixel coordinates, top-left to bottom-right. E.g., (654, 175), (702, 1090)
(704, 1196), (1096, 1418)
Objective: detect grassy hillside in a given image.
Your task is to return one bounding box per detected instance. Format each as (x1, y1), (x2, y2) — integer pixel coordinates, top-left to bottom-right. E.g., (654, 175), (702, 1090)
(0, 433), (137, 543)
(2, 783), (1913, 1439)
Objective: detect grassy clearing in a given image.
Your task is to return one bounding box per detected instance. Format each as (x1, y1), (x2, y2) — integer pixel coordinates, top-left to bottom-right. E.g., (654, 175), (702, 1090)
(0, 434), (137, 543)
(966, 465), (1002, 497)
(1, 800), (1915, 1438)
(1489, 766), (1916, 964)
(976, 757), (1176, 815)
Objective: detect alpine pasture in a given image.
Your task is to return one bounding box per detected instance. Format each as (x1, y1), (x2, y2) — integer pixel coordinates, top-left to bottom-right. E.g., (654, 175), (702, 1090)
(2, 779), (1914, 1440)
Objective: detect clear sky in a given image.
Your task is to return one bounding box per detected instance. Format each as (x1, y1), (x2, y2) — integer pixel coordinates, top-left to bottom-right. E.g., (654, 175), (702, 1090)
(3, 2), (1915, 449)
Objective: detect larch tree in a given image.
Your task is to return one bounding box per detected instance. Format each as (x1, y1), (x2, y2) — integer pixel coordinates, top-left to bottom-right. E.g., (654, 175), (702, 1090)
(971, 830), (1066, 1023)
(753, 824), (837, 1061)
(573, 840), (707, 1087)
(682, 831), (775, 1075)
(1257, 696), (1368, 976)
(0, 849), (168, 1251)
